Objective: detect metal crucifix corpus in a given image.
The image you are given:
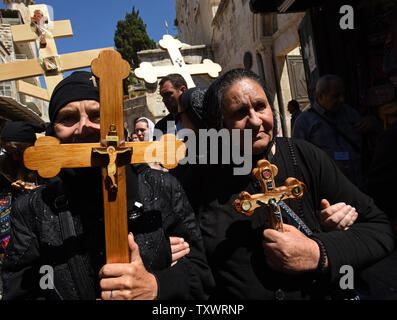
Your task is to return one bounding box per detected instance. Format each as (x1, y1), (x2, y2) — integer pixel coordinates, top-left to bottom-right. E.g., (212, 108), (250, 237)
(23, 50), (186, 263)
(134, 34), (222, 88)
(233, 160), (306, 232)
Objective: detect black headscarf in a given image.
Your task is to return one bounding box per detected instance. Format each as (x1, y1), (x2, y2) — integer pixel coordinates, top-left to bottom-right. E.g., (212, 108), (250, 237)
(179, 87), (207, 129)
(202, 68), (277, 157)
(46, 71), (99, 136)
(202, 76), (224, 130)
(203, 68), (278, 136)
(1, 121), (45, 143)
(48, 71), (99, 123)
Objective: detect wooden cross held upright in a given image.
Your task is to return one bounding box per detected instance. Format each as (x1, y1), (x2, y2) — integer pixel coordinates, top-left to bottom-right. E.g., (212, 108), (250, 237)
(134, 34), (222, 88)
(233, 160), (306, 232)
(0, 4), (113, 101)
(23, 50), (186, 263)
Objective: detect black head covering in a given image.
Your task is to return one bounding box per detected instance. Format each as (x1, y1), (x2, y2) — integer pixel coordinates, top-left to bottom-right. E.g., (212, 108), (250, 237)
(48, 71), (99, 123)
(1, 121), (45, 143)
(179, 87), (207, 129)
(202, 68), (278, 158)
(202, 75), (227, 130)
(202, 68), (278, 136)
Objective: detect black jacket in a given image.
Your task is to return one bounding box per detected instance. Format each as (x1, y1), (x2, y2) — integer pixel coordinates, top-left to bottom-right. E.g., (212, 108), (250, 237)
(1, 164), (214, 300)
(154, 114), (175, 137)
(192, 137), (394, 299)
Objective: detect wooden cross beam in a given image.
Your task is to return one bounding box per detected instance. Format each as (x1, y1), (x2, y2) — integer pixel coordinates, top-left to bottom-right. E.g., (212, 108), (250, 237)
(0, 4), (113, 101)
(11, 19), (73, 43)
(233, 160), (306, 232)
(23, 50), (186, 263)
(134, 34), (222, 88)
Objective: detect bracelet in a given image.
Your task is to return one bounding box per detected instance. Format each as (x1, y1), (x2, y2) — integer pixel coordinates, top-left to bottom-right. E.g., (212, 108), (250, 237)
(311, 236), (328, 274)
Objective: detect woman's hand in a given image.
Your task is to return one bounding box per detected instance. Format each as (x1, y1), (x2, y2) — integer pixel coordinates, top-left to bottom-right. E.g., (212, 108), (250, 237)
(170, 236), (190, 266)
(318, 199), (358, 231)
(262, 224), (326, 273)
(98, 233), (158, 300)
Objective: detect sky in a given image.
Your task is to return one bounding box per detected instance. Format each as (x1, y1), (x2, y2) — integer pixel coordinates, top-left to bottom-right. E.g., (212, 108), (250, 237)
(1, 0), (177, 55)
(0, 0), (178, 85)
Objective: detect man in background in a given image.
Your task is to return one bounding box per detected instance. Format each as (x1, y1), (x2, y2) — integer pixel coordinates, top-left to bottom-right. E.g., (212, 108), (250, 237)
(287, 99), (301, 133)
(292, 74), (362, 186)
(155, 74), (187, 137)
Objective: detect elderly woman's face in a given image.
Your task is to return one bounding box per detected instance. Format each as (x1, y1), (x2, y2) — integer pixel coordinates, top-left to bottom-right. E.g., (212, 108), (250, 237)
(222, 78), (273, 155)
(54, 100), (100, 143)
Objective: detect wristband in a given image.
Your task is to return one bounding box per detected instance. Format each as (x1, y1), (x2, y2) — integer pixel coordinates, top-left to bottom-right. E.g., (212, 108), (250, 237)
(311, 236), (328, 273)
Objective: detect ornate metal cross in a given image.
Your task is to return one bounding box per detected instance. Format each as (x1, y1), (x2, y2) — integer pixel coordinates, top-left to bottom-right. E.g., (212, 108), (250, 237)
(233, 159), (306, 232)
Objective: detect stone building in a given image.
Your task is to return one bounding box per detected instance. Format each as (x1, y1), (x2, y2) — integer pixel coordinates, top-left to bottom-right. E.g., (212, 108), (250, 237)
(0, 0), (46, 129)
(2, 0), (34, 10)
(175, 0), (310, 136)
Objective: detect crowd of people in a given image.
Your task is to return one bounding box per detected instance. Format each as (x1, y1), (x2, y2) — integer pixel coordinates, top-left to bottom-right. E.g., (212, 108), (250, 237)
(0, 68), (396, 300)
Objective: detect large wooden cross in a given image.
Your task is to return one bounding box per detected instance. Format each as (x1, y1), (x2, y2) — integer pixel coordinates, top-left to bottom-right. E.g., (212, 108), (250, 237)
(0, 4), (113, 101)
(233, 159), (306, 232)
(134, 34), (222, 88)
(23, 50), (186, 263)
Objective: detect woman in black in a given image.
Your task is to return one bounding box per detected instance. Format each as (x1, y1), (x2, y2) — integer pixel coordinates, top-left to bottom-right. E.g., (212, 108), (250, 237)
(1, 71), (213, 300)
(192, 69), (394, 299)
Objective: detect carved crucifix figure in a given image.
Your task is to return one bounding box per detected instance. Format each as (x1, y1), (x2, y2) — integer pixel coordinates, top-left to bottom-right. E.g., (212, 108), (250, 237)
(134, 34), (222, 88)
(30, 9), (48, 48)
(233, 159), (306, 232)
(23, 50), (186, 263)
(93, 144), (131, 190)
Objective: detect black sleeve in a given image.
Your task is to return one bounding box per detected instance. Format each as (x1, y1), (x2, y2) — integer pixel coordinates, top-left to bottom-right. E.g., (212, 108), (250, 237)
(1, 192), (42, 300)
(153, 117), (168, 137)
(152, 175), (215, 300)
(294, 139), (395, 283)
(291, 113), (309, 140)
(362, 123), (397, 220)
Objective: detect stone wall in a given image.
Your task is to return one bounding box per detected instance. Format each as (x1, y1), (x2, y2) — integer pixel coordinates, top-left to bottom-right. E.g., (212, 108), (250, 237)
(0, 24), (15, 59)
(175, 0), (214, 45)
(2, 0), (35, 10)
(174, 0), (307, 137)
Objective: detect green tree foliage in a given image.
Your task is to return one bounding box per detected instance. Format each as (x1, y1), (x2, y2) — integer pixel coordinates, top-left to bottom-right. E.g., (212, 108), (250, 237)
(114, 6), (156, 67)
(114, 6), (156, 94)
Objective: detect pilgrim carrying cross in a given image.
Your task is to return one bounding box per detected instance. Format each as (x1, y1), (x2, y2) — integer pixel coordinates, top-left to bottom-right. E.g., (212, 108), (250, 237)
(23, 50), (186, 263)
(233, 160), (306, 232)
(134, 34), (222, 88)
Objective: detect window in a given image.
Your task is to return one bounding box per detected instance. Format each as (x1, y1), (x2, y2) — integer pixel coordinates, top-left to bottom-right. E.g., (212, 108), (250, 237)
(0, 81), (12, 97)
